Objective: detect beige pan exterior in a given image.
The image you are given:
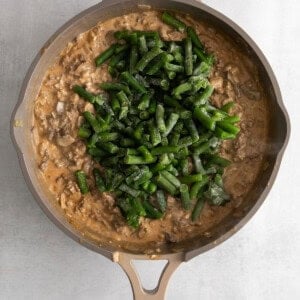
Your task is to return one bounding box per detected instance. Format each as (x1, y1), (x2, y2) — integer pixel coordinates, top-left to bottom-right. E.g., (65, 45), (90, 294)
(10, 0), (290, 299)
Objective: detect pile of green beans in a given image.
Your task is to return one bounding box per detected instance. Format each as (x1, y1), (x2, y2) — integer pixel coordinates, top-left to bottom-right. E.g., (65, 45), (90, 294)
(73, 12), (240, 228)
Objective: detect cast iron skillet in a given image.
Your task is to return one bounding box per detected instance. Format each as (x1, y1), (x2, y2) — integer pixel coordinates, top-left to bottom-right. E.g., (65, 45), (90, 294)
(10, 0), (290, 299)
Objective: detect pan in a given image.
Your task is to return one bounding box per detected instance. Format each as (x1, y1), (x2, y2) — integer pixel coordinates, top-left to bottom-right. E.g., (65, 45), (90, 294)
(10, 0), (290, 299)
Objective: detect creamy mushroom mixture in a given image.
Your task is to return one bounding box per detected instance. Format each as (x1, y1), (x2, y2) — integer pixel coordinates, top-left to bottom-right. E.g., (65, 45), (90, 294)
(33, 11), (269, 252)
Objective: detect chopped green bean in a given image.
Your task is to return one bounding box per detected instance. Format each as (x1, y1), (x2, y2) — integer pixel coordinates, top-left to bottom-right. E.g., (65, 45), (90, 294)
(163, 113), (179, 137)
(181, 173), (203, 184)
(120, 71), (146, 93)
(135, 47), (163, 72)
(193, 107), (216, 131)
(187, 27), (203, 49)
(93, 168), (106, 192)
(156, 190), (166, 212)
(161, 170), (181, 188)
(162, 12), (186, 33)
(180, 184), (190, 210)
(95, 44), (117, 66)
(156, 173), (177, 195)
(75, 170), (89, 194)
(184, 37), (193, 76)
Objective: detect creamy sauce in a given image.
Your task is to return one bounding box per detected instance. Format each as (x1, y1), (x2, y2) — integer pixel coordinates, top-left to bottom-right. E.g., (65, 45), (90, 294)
(33, 11), (269, 253)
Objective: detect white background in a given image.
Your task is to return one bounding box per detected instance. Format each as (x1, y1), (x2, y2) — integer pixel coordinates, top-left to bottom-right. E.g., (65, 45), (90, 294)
(1, 0), (299, 299)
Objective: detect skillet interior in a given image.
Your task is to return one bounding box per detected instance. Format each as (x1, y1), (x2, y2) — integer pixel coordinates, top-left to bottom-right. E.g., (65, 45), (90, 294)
(11, 0), (289, 259)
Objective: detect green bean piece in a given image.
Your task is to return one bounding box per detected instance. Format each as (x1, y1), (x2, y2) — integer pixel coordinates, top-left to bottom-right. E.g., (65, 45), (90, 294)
(95, 44), (117, 66)
(164, 62), (184, 73)
(99, 82), (131, 95)
(184, 37), (193, 76)
(119, 184), (141, 197)
(217, 121), (240, 135)
(149, 122), (162, 146)
(83, 111), (102, 133)
(172, 82), (192, 99)
(93, 169), (106, 192)
(126, 167), (147, 185)
(143, 200), (163, 219)
(88, 147), (107, 158)
(156, 173), (177, 195)
(147, 52), (168, 75)
(114, 31), (138, 44)
(176, 146), (189, 159)
(193, 154), (205, 173)
(193, 141), (211, 155)
(151, 146), (180, 156)
(135, 170), (153, 186)
(148, 99), (157, 114)
(161, 170), (181, 188)
(135, 47), (163, 72)
(189, 76), (209, 93)
(150, 162), (166, 174)
(163, 95), (184, 110)
(143, 182), (157, 194)
(194, 85), (214, 106)
(156, 104), (166, 133)
(193, 47), (214, 65)
(73, 85), (105, 106)
(109, 51), (126, 69)
(124, 155), (156, 165)
(180, 184), (190, 210)
(165, 164), (179, 176)
(193, 107), (216, 131)
(181, 173), (203, 184)
(184, 119), (199, 142)
(116, 90), (129, 120)
(129, 45), (138, 74)
(222, 115), (240, 124)
(193, 61), (211, 77)
(138, 145), (154, 162)
(75, 170), (89, 195)
(215, 127), (236, 140)
(97, 142), (119, 154)
(98, 132), (119, 142)
(190, 175), (209, 200)
(120, 71), (146, 93)
(169, 132), (180, 146)
(114, 43), (129, 54)
(191, 197), (205, 221)
(138, 93), (151, 110)
(180, 158), (190, 176)
(78, 127), (91, 138)
(163, 113), (179, 137)
(221, 101), (235, 113)
(133, 123), (143, 141)
(111, 96), (121, 113)
(162, 12), (187, 33)
(138, 35), (148, 55)
(156, 190), (167, 212)
(173, 51), (183, 63)
(208, 154), (231, 167)
(187, 26), (203, 49)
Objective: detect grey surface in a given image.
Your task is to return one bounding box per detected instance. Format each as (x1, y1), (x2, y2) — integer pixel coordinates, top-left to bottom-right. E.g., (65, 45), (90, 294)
(1, 0), (299, 299)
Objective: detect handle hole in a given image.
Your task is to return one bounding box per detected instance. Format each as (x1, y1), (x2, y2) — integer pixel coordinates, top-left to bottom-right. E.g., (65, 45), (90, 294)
(131, 259), (168, 292)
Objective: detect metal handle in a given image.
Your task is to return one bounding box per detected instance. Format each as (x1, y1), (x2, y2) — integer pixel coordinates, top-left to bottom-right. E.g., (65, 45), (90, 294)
(114, 252), (183, 300)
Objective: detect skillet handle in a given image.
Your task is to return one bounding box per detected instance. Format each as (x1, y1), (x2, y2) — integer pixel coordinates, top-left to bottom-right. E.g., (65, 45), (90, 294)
(114, 252), (183, 300)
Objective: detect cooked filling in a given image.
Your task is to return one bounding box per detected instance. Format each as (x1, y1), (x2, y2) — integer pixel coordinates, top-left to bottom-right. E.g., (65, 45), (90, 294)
(33, 10), (269, 253)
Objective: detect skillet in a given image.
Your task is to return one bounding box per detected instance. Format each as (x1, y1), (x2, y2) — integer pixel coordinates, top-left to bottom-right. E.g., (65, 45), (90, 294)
(10, 0), (290, 298)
